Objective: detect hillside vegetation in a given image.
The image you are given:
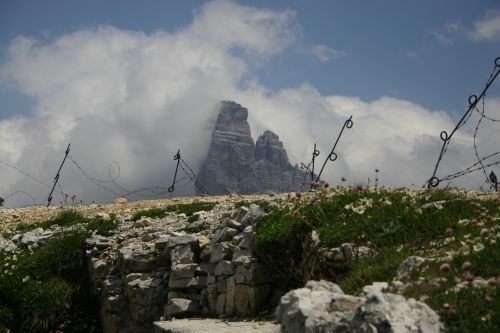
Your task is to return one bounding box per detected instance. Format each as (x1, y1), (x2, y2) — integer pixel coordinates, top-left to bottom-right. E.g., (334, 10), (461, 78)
(1, 187), (499, 332)
(255, 186), (500, 332)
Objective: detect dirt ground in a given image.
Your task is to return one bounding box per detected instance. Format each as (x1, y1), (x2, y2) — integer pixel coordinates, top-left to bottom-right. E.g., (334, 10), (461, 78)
(0, 193), (284, 235)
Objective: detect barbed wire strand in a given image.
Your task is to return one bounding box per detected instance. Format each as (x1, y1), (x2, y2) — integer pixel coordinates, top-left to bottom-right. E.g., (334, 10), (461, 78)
(426, 58), (500, 189)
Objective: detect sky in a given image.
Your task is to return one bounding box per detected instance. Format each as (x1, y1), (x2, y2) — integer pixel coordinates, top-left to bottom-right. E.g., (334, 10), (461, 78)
(0, 0), (499, 207)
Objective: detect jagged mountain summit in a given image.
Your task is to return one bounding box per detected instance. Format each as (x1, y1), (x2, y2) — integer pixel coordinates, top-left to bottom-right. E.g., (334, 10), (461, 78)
(197, 101), (308, 195)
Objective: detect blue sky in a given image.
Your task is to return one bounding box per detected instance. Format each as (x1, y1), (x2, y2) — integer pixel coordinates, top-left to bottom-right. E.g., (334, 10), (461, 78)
(0, 0), (499, 206)
(1, 0), (499, 119)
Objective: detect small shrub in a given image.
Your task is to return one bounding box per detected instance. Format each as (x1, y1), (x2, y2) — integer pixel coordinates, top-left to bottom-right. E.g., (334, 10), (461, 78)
(187, 214), (199, 223)
(338, 249), (409, 295)
(255, 207), (314, 289)
(131, 208), (167, 221)
(427, 286), (500, 332)
(0, 211), (103, 332)
(131, 202), (217, 222)
(166, 201), (217, 216)
(85, 214), (118, 236)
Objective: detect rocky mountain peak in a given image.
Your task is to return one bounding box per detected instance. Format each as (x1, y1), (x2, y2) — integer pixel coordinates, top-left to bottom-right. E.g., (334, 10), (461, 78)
(255, 130), (290, 169)
(214, 101), (251, 134)
(197, 101), (306, 195)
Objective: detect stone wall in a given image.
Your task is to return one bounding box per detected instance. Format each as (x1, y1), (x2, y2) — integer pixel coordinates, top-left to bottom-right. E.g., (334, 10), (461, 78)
(85, 203), (275, 333)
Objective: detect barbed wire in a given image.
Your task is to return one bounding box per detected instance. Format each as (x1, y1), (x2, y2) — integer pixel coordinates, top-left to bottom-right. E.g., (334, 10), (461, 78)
(0, 159), (70, 206)
(68, 154), (195, 199)
(426, 57), (500, 190)
(179, 158), (210, 195)
(3, 191), (38, 206)
(0, 160), (53, 190)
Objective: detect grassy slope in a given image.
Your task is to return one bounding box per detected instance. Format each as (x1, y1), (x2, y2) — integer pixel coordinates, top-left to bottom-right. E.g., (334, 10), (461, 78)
(255, 187), (500, 332)
(1, 190), (499, 332)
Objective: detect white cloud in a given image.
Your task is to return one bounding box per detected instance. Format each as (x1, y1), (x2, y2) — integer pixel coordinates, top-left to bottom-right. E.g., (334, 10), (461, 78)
(471, 10), (500, 41)
(0, 0), (497, 207)
(430, 10), (500, 46)
(405, 51), (419, 60)
(306, 44), (347, 62)
(429, 20), (465, 47)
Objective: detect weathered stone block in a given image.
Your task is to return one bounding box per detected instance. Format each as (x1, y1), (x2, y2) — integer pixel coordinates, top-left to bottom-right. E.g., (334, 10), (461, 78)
(217, 277), (227, 293)
(231, 249), (254, 266)
(210, 242), (233, 263)
(235, 207), (249, 223)
(224, 218), (244, 231)
(166, 234), (198, 249)
(167, 290), (200, 302)
(207, 283), (219, 313)
(212, 227), (239, 244)
(197, 262), (216, 276)
(170, 244), (196, 264)
(225, 276), (236, 315)
(171, 263), (199, 279)
(119, 242), (163, 272)
(164, 298), (201, 317)
(234, 263), (273, 284)
(215, 293), (226, 315)
(234, 284), (271, 315)
(240, 204), (265, 226)
(168, 276), (207, 290)
(126, 275), (166, 323)
(90, 258), (110, 280)
(215, 260), (234, 276)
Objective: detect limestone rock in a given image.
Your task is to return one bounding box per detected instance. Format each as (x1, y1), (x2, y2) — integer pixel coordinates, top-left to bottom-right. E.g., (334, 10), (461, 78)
(0, 236), (17, 253)
(167, 234), (199, 249)
(114, 197), (128, 204)
(235, 263), (273, 284)
(171, 263), (199, 279)
(234, 284), (272, 315)
(276, 280), (441, 333)
(210, 242), (233, 263)
(126, 274), (166, 323)
(214, 260), (234, 276)
(197, 101), (308, 195)
(255, 130), (290, 169)
(350, 282), (441, 332)
(212, 227), (239, 244)
(165, 298), (201, 317)
(119, 241), (165, 273)
(170, 244), (197, 264)
(168, 276), (207, 290)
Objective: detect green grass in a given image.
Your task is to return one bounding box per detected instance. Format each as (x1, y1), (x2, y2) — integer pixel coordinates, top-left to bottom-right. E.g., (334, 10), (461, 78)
(0, 210), (113, 332)
(131, 207), (168, 221)
(338, 249), (409, 295)
(131, 201), (218, 221)
(6, 210), (118, 237)
(234, 200), (275, 213)
(254, 186), (500, 331)
(0, 230), (89, 332)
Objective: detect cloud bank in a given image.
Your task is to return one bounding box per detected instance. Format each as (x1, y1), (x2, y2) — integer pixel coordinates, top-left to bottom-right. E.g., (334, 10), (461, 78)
(471, 10), (500, 41)
(0, 0), (498, 207)
(306, 44), (347, 62)
(431, 9), (500, 46)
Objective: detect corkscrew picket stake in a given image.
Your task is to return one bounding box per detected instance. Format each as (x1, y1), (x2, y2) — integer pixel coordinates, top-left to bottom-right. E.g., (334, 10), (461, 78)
(315, 115), (353, 182)
(310, 143), (320, 185)
(490, 171), (498, 192)
(426, 57), (500, 188)
(47, 143), (70, 207)
(168, 149), (181, 194)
